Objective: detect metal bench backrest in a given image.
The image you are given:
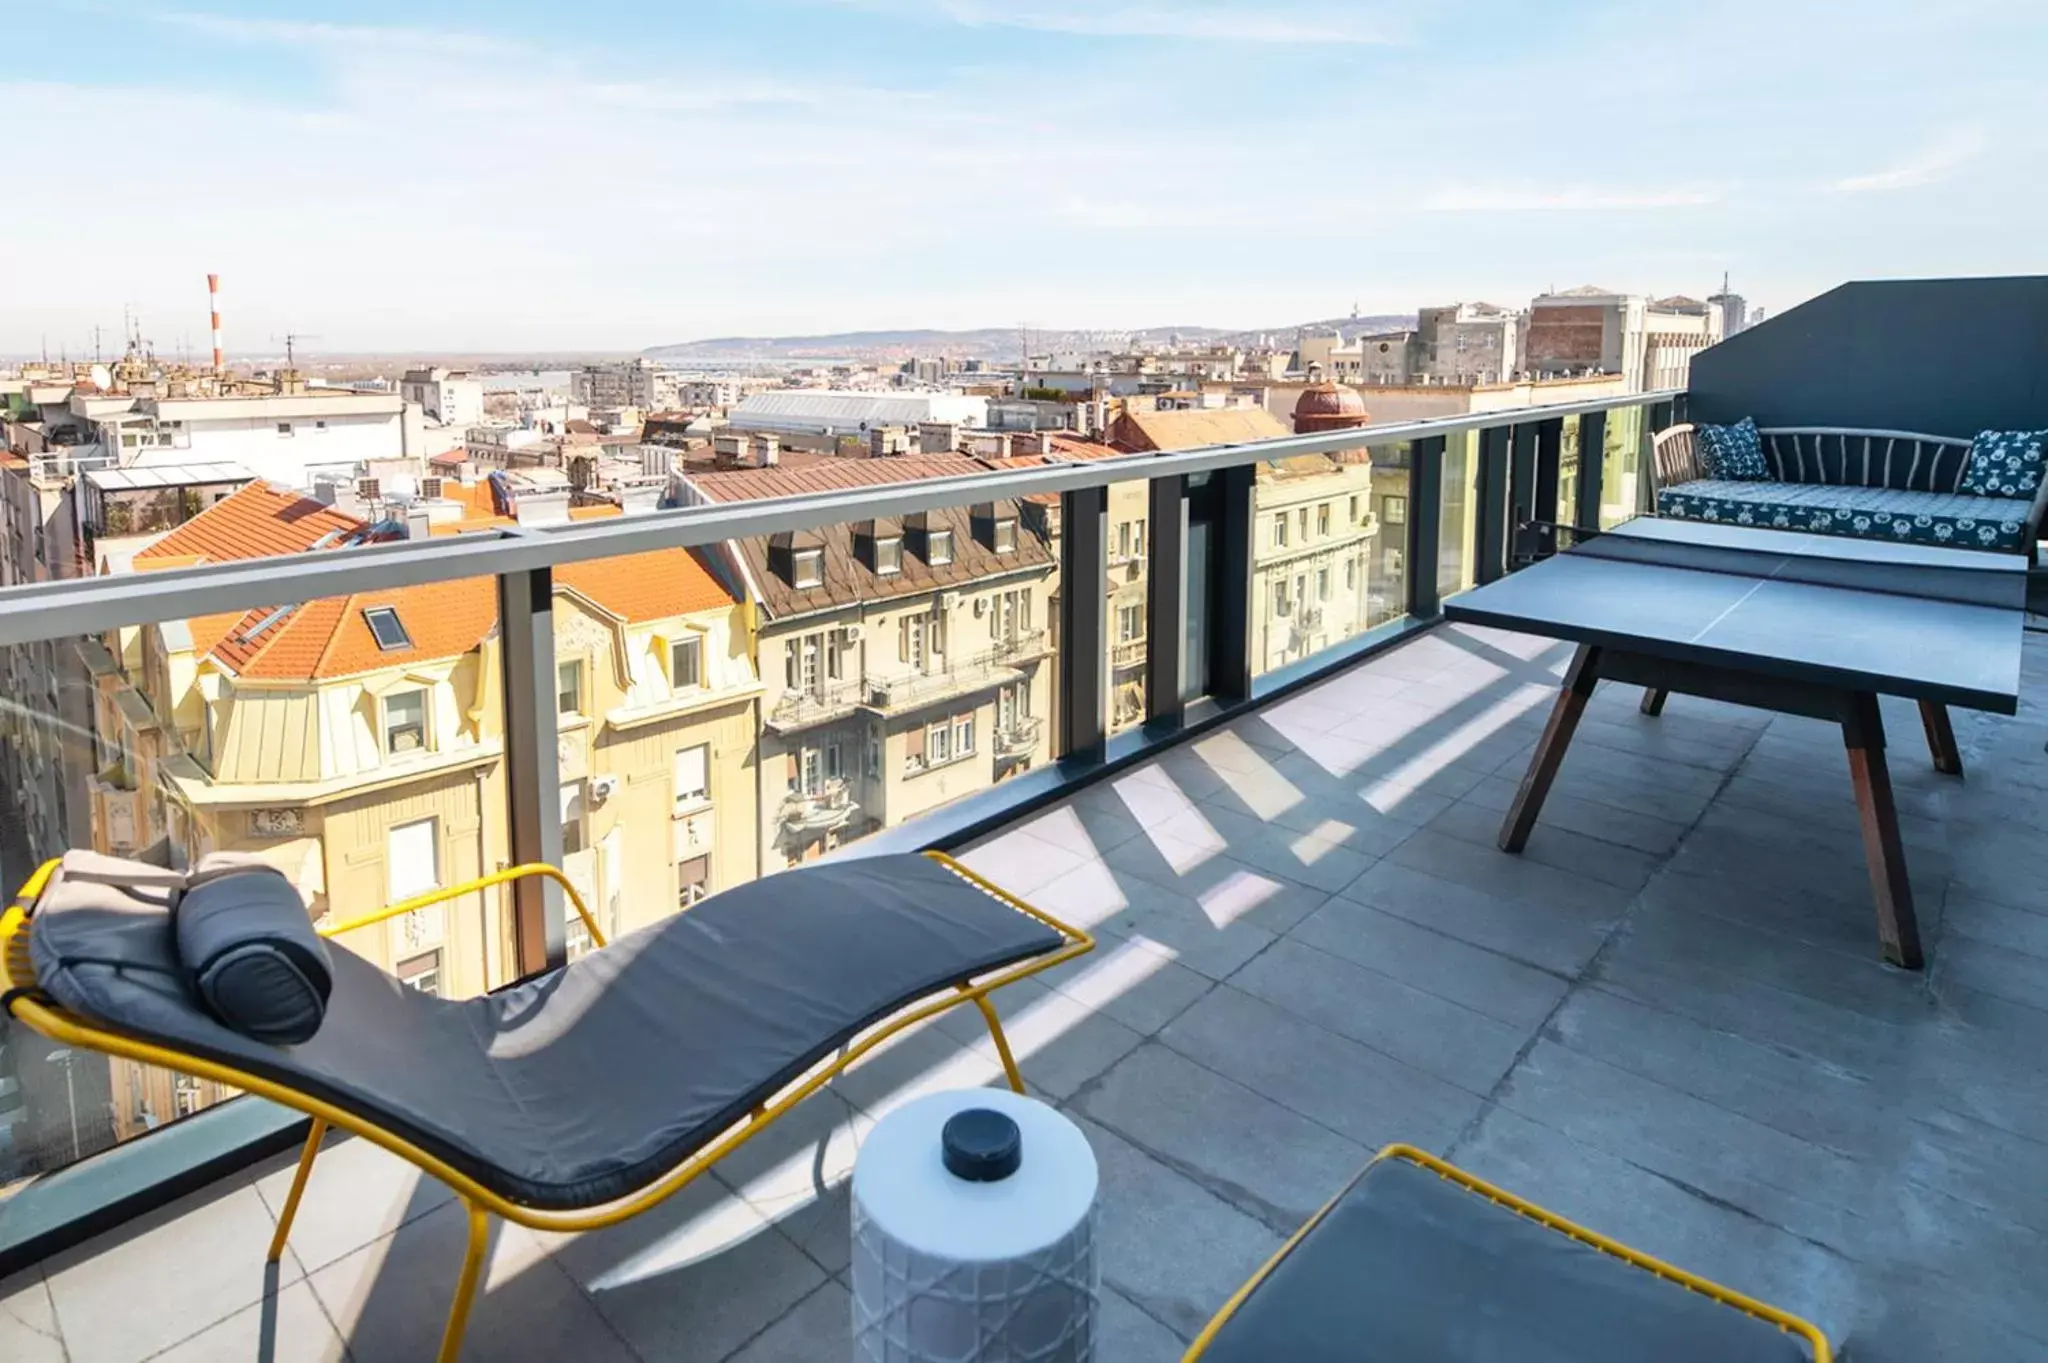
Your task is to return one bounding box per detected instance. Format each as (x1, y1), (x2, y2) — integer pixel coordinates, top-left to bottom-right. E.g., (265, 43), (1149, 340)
(1652, 424), (1972, 493)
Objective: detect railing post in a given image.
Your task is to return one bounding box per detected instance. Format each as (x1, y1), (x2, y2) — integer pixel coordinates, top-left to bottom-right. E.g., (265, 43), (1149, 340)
(1408, 436), (1444, 618)
(498, 566), (564, 977)
(1644, 399), (1676, 515)
(1575, 410), (1607, 534)
(1145, 474), (1186, 727)
(1532, 417), (1564, 559)
(1211, 464), (1257, 702)
(1508, 423), (1540, 568)
(1475, 425), (1511, 585)
(1058, 485), (1108, 761)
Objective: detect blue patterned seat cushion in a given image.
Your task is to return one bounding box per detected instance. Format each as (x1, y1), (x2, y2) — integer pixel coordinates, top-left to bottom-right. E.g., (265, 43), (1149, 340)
(1658, 480), (2030, 551)
(1960, 430), (2048, 500)
(1696, 417), (1770, 481)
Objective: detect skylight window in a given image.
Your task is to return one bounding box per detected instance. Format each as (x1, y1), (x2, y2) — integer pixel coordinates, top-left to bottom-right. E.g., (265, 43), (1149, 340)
(239, 606), (293, 642)
(364, 607), (413, 651)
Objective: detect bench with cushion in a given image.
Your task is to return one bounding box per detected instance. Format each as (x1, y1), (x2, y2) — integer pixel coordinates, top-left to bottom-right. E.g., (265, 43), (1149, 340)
(1653, 421), (2048, 557)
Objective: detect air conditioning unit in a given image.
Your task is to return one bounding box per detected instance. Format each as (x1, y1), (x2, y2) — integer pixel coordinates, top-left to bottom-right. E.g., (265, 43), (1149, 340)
(941, 592), (963, 612)
(972, 598), (988, 617)
(842, 624), (864, 644)
(420, 476), (444, 499)
(356, 477), (381, 500)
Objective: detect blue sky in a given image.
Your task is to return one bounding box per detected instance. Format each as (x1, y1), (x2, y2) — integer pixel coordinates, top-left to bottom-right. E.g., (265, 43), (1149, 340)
(4, 0), (2043, 353)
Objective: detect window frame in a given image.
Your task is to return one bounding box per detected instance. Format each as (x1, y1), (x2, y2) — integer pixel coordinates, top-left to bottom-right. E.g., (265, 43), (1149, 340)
(993, 517), (1017, 553)
(674, 742), (710, 807)
(791, 547), (824, 589)
(875, 535), (904, 576)
(927, 528), (954, 566)
(383, 687), (428, 756)
(387, 816), (440, 903)
(556, 657), (583, 716)
(670, 634), (703, 690)
(397, 950), (442, 997)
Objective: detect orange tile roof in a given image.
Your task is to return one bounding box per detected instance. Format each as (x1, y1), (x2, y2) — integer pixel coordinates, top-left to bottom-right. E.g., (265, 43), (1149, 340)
(136, 481), (363, 565)
(214, 579), (501, 681)
(557, 547), (738, 622)
(1045, 436), (1127, 461)
(1113, 406), (1289, 452)
(687, 456), (992, 503)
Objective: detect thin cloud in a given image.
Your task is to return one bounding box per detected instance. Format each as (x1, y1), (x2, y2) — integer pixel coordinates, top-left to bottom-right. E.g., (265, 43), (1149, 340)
(1420, 184), (1722, 212)
(1831, 128), (1987, 193)
(858, 1), (1398, 43)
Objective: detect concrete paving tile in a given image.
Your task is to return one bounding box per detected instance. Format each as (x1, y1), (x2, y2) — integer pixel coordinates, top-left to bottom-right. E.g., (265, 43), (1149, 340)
(711, 1087), (870, 1277)
(1451, 1106), (1860, 1343)
(727, 1278), (849, 1362)
(1229, 938), (1531, 1094)
(1288, 893), (1571, 1028)
(311, 1201), (632, 1363)
(546, 1177), (825, 1363)
(1381, 828), (1638, 920)
(1460, 771), (1691, 855)
(1037, 854), (1304, 980)
(1063, 1115), (1282, 1341)
(1145, 803), (1377, 894)
(1935, 933), (2048, 1014)
(1008, 798), (1145, 860)
(0, 1269), (65, 1363)
(953, 827), (1090, 898)
(1633, 866), (1901, 962)
(254, 1129), (456, 1274)
(44, 1176), (302, 1363)
(1426, 795), (1663, 891)
(1033, 933), (1217, 1036)
(1339, 860), (1614, 977)
(1097, 1285), (1192, 1359)
(1159, 984), (1482, 1152)
(1073, 1043), (1367, 1230)
(1490, 1039), (1869, 1253)
(150, 1281), (348, 1363)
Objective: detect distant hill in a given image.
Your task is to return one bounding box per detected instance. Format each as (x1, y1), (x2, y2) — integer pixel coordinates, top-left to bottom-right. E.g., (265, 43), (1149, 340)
(642, 315), (1416, 365)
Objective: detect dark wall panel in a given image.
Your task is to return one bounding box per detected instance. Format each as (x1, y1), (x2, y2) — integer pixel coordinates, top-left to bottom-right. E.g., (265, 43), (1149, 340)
(1688, 276), (2048, 438)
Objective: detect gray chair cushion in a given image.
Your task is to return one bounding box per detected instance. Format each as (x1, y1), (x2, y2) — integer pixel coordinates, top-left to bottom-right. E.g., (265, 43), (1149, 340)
(1199, 1155), (1815, 1362)
(25, 851), (1062, 1210)
(178, 854), (332, 1045)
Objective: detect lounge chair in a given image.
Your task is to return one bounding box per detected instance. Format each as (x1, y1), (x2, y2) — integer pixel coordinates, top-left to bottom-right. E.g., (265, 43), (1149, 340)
(1, 849), (1091, 1362)
(1185, 1144), (1832, 1362)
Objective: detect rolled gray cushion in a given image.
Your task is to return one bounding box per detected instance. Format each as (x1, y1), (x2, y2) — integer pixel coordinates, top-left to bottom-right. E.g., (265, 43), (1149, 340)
(176, 853), (331, 1044)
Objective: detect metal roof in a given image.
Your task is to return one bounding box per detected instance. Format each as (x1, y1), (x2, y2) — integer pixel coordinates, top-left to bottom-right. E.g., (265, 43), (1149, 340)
(84, 462), (258, 491)
(727, 390), (989, 435)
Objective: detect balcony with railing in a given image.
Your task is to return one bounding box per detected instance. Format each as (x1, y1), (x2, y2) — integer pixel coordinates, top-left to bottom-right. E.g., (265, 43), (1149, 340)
(2, 278), (2046, 1363)
(776, 776), (859, 836)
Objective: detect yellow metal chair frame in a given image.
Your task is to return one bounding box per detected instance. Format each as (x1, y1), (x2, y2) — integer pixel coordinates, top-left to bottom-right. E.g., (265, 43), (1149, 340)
(1, 851), (1092, 1363)
(1183, 1142), (1833, 1363)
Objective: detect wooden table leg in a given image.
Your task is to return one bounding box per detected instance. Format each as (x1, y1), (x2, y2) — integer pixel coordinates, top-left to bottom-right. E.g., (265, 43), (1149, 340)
(1639, 688), (1668, 717)
(1918, 700), (1962, 776)
(1843, 693), (1924, 970)
(1501, 645), (1601, 853)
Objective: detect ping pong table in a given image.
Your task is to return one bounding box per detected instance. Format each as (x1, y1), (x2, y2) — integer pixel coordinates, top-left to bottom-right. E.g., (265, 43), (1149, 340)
(1443, 517), (2027, 969)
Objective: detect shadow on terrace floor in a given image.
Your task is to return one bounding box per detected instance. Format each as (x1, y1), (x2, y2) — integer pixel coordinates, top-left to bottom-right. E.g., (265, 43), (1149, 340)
(10, 622), (2048, 1361)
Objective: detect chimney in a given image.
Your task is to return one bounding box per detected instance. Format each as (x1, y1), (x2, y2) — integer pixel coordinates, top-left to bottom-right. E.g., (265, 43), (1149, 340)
(207, 273), (224, 374)
(405, 506), (433, 541)
(917, 421), (959, 454)
(749, 433), (780, 467)
(712, 431), (748, 467)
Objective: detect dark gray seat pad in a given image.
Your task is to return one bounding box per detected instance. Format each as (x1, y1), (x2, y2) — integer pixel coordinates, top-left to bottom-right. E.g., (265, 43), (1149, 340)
(1200, 1156), (1814, 1362)
(27, 853), (1061, 1210)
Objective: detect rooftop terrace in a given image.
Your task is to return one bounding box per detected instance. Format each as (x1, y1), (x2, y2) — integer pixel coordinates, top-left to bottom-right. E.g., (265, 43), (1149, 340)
(9, 618), (2048, 1362)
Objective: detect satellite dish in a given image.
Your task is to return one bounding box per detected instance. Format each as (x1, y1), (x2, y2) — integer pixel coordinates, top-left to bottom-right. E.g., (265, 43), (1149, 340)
(90, 364), (112, 389)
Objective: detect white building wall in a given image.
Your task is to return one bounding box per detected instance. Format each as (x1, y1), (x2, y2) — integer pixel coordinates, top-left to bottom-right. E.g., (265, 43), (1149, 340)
(130, 411), (407, 488)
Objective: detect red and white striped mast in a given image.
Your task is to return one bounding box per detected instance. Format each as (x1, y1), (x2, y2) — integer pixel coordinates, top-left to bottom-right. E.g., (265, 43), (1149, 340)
(206, 273), (225, 374)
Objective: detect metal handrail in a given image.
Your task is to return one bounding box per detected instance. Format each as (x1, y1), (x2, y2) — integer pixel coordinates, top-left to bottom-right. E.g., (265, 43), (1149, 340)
(0, 389), (1682, 648)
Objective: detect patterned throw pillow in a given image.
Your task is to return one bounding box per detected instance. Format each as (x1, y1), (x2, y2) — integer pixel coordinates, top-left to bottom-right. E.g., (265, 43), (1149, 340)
(1960, 430), (2048, 500)
(1695, 417), (1770, 481)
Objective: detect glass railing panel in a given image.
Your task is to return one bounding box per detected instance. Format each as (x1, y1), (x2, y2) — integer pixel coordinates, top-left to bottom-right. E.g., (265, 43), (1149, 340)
(1, 575), (507, 1191)
(1249, 442), (1399, 678)
(1105, 477), (1150, 735)
(1437, 431), (1480, 600)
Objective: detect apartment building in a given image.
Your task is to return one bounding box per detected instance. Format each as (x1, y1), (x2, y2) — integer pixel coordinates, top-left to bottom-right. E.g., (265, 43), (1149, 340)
(1524, 286), (1724, 391)
(1414, 302), (1522, 384)
(683, 458), (1057, 868)
(571, 358), (681, 412)
(400, 367), (486, 427)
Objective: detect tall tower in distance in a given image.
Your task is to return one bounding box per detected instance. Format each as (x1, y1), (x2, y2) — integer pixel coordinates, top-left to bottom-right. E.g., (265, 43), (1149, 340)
(1707, 272), (1749, 340)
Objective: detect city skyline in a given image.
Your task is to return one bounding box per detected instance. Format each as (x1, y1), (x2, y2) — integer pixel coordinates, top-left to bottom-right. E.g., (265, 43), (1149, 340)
(5, 0), (2041, 352)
